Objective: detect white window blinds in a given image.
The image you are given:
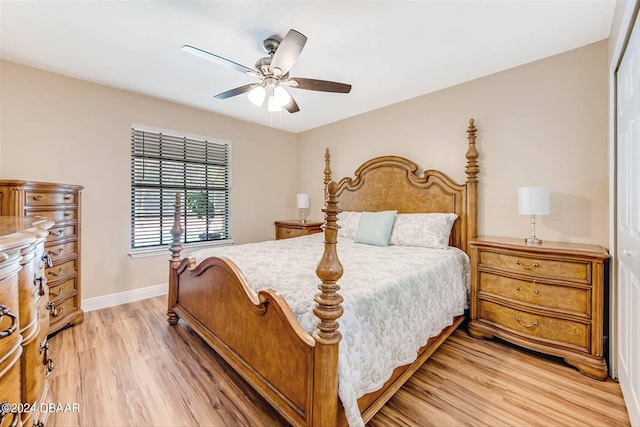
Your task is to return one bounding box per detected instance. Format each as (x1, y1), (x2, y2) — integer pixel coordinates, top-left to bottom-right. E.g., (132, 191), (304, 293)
(131, 127), (230, 250)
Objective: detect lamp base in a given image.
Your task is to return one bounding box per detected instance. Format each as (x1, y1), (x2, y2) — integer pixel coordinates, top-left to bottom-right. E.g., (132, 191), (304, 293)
(525, 215), (542, 245)
(299, 208), (307, 224)
(524, 237), (542, 245)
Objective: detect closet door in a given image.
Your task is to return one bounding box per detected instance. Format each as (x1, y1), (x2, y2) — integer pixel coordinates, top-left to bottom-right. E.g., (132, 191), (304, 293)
(616, 10), (640, 427)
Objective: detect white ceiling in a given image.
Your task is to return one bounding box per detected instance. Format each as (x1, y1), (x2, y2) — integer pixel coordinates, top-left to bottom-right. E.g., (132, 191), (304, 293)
(0, 1), (615, 133)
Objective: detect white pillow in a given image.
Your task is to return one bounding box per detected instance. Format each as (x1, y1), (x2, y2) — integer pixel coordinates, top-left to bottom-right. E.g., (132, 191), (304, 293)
(337, 211), (362, 240)
(389, 213), (458, 249)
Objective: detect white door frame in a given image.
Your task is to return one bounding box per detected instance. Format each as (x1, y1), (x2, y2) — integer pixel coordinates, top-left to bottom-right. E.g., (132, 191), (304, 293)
(608, 0), (638, 380)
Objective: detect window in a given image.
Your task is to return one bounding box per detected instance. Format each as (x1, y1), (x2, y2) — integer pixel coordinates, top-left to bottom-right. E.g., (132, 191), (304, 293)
(130, 126), (231, 251)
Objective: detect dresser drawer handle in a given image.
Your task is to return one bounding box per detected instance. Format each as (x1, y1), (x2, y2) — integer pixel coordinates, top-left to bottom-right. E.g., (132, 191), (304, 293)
(63, 212), (72, 217)
(48, 267), (63, 277)
(47, 302), (63, 317)
(50, 287), (65, 298)
(516, 260), (539, 270)
(0, 305), (18, 339)
(533, 289), (539, 294)
(42, 253), (53, 268)
(33, 195), (43, 201)
(48, 248), (64, 256)
(515, 316), (538, 328)
(515, 286), (520, 291)
(0, 401), (19, 427)
(64, 195), (72, 201)
(50, 229), (64, 237)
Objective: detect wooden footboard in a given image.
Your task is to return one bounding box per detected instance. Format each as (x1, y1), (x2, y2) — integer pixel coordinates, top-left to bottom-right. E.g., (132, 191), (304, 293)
(171, 255), (316, 424)
(167, 182), (345, 426)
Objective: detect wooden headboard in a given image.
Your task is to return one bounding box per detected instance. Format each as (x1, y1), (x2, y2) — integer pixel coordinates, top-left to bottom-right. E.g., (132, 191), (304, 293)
(324, 118), (479, 254)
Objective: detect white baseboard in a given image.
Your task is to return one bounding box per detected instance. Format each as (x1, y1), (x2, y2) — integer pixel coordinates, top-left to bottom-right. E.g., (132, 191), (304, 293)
(82, 283), (168, 312)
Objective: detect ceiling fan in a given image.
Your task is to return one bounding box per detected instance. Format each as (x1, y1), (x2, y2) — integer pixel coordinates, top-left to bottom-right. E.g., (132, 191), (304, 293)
(182, 29), (352, 113)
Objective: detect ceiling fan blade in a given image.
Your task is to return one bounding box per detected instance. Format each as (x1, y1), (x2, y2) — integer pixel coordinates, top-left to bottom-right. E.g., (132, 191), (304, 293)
(283, 91), (300, 114)
(270, 29), (307, 77)
(182, 45), (260, 78)
(288, 77), (352, 93)
(214, 84), (258, 99)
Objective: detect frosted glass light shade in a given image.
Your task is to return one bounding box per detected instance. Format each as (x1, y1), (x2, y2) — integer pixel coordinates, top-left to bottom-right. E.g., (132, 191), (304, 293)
(273, 86), (291, 106)
(296, 193), (310, 209)
(518, 186), (550, 215)
(267, 95), (282, 112)
(248, 85), (266, 106)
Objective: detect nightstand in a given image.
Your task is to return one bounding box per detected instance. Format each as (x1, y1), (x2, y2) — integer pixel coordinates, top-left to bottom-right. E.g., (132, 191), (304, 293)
(468, 236), (609, 379)
(274, 220), (323, 240)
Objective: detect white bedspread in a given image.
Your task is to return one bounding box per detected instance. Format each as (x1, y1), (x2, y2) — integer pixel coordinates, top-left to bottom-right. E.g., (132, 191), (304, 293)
(190, 234), (470, 427)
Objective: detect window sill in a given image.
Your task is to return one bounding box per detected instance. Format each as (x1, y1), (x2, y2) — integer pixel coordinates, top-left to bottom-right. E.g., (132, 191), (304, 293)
(128, 239), (234, 259)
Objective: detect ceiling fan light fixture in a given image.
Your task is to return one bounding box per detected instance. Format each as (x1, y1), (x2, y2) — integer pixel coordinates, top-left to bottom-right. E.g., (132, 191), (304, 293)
(248, 85), (266, 106)
(267, 94), (283, 112)
(273, 86), (291, 106)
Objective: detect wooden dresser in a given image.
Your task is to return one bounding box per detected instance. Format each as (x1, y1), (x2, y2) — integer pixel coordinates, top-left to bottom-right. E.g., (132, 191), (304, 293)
(0, 181), (84, 335)
(468, 236), (609, 380)
(274, 220), (323, 240)
(0, 217), (54, 427)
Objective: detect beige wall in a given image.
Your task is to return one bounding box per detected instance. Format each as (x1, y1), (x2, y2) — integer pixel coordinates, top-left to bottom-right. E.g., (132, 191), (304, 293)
(297, 41), (609, 247)
(0, 60), (298, 299)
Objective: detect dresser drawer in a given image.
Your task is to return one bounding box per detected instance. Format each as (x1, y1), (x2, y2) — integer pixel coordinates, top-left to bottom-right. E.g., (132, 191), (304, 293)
(47, 293), (78, 321)
(26, 191), (76, 206)
(478, 272), (590, 317)
(46, 225), (77, 242)
(277, 226), (304, 239)
(45, 240), (77, 262)
(49, 277), (77, 301)
(479, 250), (591, 283)
(478, 300), (590, 352)
(33, 209), (77, 222)
(45, 259), (77, 281)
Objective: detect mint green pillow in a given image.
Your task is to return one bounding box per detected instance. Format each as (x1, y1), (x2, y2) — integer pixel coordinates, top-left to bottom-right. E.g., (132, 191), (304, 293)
(354, 210), (397, 246)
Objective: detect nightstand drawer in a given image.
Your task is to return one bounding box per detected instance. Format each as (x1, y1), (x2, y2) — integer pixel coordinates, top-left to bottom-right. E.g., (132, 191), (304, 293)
(479, 250), (591, 283)
(478, 272), (590, 317)
(277, 227), (304, 239)
(478, 300), (590, 352)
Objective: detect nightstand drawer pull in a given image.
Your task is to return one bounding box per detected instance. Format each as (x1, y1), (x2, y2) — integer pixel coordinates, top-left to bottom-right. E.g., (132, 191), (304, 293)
(515, 316), (538, 328)
(516, 260), (539, 270)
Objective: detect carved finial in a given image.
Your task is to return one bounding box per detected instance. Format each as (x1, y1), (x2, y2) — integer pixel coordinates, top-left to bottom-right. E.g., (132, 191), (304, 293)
(323, 148), (332, 203)
(313, 181), (343, 345)
(465, 118), (479, 183)
(169, 193), (184, 262)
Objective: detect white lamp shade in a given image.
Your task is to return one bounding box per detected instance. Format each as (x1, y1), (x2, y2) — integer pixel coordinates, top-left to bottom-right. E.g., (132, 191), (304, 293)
(248, 85), (266, 106)
(267, 94), (283, 112)
(296, 193), (310, 209)
(273, 86), (291, 106)
(518, 186), (550, 215)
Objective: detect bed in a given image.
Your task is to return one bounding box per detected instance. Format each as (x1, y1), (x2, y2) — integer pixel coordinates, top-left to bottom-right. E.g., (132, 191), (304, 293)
(166, 118), (479, 426)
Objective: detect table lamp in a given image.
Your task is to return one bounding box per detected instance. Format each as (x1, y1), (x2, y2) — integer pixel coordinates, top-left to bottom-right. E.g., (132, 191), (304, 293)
(518, 186), (549, 245)
(297, 193), (310, 223)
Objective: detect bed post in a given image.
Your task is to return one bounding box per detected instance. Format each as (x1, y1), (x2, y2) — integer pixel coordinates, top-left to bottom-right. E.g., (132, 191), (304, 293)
(323, 148), (332, 203)
(167, 193), (184, 325)
(465, 118), (479, 253)
(312, 180), (344, 426)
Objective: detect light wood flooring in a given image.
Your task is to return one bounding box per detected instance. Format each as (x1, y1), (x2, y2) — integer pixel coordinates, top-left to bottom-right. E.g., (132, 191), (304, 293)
(46, 296), (630, 426)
